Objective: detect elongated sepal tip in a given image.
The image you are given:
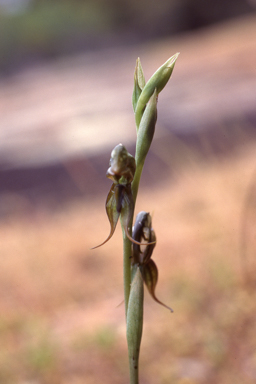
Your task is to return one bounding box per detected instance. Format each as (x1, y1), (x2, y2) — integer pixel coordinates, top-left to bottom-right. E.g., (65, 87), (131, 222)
(140, 260), (174, 312)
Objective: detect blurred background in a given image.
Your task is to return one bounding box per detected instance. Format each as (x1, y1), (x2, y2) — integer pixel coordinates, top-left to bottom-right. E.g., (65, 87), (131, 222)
(1, 1), (256, 383)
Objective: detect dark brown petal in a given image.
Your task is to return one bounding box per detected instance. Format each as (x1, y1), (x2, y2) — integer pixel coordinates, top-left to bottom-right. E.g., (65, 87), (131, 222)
(141, 229), (156, 265)
(141, 259), (173, 312)
(91, 184), (120, 249)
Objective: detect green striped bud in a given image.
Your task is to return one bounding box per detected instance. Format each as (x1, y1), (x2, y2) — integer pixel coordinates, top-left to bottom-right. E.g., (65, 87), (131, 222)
(135, 53), (179, 130)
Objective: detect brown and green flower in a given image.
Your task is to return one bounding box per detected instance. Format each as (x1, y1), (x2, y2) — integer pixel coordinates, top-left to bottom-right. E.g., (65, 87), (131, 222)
(92, 145), (155, 249)
(132, 211), (173, 312)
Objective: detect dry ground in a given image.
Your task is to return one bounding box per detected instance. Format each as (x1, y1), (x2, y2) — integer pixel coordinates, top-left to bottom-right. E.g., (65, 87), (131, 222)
(1, 138), (256, 384)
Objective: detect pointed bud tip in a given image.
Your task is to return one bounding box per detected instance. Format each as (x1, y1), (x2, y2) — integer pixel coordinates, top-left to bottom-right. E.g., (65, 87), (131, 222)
(166, 52), (180, 68)
(135, 57), (141, 69)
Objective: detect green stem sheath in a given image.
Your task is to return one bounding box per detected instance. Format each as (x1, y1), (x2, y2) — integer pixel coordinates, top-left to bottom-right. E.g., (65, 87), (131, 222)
(132, 162), (144, 204)
(123, 159), (144, 316)
(123, 230), (132, 317)
(123, 161), (145, 384)
(126, 266), (144, 384)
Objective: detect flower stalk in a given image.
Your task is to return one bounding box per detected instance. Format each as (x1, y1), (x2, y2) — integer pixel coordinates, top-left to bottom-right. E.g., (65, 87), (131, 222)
(126, 54), (179, 384)
(92, 53), (179, 384)
(126, 265), (144, 384)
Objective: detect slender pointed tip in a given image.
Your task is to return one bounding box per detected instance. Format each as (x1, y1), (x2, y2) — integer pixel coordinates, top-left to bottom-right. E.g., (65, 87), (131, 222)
(90, 235), (112, 250)
(166, 52), (180, 67)
(125, 225), (156, 246)
(90, 244), (102, 250)
(158, 300), (174, 313)
(159, 301), (174, 313)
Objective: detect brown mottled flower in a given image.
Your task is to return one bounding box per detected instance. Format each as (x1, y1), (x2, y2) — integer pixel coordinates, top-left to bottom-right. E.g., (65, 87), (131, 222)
(92, 145), (155, 249)
(132, 211), (173, 312)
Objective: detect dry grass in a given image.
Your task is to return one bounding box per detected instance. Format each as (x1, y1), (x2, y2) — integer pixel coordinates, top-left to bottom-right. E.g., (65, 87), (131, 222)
(1, 141), (256, 384)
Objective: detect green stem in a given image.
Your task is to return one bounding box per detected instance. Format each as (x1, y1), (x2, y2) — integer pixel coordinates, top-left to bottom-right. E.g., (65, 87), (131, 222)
(123, 159), (144, 317)
(123, 162), (145, 384)
(123, 231), (132, 317)
(126, 266), (144, 384)
(131, 162), (144, 204)
(129, 364), (139, 384)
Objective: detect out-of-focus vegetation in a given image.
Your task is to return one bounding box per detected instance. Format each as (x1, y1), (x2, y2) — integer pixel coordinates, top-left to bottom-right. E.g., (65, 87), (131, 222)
(0, 0), (255, 73)
(0, 0), (116, 73)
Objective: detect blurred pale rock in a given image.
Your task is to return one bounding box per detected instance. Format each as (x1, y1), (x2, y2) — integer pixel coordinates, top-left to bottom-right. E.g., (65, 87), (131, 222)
(0, 14), (256, 169)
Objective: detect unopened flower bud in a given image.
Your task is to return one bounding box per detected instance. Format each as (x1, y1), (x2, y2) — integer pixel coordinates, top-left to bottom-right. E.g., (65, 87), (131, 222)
(135, 53), (179, 129)
(135, 89), (158, 169)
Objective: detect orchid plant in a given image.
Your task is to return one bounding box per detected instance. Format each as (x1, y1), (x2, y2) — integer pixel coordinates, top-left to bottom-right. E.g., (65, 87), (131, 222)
(92, 53), (179, 384)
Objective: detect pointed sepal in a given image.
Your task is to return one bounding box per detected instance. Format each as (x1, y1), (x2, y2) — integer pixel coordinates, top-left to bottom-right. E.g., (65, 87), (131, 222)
(92, 184), (153, 249)
(91, 184), (122, 249)
(141, 259), (173, 312)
